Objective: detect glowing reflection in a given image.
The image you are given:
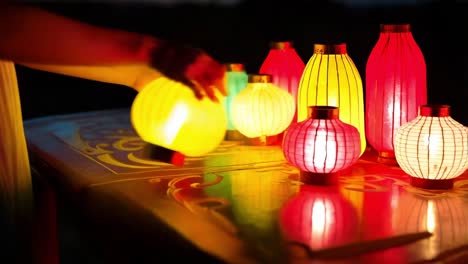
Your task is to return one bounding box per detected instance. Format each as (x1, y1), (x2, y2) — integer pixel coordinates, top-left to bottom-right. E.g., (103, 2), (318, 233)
(393, 194), (468, 260)
(162, 103), (188, 145)
(426, 201), (435, 234)
(280, 185), (358, 251)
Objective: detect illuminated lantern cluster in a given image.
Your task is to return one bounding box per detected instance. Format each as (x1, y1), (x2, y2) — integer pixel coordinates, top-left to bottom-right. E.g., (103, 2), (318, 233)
(231, 74), (295, 145)
(394, 104), (468, 189)
(297, 43), (366, 155)
(366, 24), (427, 164)
(223, 63), (249, 140)
(282, 106), (361, 185)
(131, 77), (227, 159)
(259, 41), (305, 123)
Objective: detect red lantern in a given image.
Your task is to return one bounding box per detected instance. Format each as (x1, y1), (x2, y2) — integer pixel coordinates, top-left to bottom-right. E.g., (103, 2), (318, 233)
(280, 185), (358, 251)
(282, 106), (361, 185)
(365, 24), (427, 164)
(259, 41), (305, 123)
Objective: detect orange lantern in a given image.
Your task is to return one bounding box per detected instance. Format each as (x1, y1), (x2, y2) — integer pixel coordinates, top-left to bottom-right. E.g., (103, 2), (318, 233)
(394, 104), (468, 189)
(131, 77), (227, 164)
(230, 74), (295, 145)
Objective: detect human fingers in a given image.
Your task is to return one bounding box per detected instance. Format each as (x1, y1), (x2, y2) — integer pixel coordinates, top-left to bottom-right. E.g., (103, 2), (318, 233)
(186, 54), (227, 99)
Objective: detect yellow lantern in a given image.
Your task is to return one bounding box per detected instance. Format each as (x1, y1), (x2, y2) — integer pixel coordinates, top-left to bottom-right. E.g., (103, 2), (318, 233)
(131, 77), (227, 157)
(297, 43), (366, 155)
(230, 74), (295, 145)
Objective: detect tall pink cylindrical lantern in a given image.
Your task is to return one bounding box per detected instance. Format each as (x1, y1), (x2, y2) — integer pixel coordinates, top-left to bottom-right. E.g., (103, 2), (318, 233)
(366, 24), (427, 164)
(259, 41), (305, 123)
(282, 106), (361, 185)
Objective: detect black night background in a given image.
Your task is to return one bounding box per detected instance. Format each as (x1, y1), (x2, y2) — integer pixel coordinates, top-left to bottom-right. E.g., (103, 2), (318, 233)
(16, 0), (468, 126)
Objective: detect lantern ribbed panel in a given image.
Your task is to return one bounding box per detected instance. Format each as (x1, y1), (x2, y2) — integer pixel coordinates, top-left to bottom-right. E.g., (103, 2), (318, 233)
(259, 43), (305, 123)
(297, 45), (365, 155)
(231, 82), (295, 138)
(224, 70), (248, 130)
(394, 115), (468, 180)
(366, 24), (427, 156)
(131, 77), (227, 156)
(282, 118), (361, 174)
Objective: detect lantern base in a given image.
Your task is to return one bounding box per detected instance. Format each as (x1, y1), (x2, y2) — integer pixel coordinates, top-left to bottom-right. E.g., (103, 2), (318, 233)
(224, 130), (246, 141)
(410, 177), (454, 190)
(300, 171), (339, 186)
(249, 135), (280, 146)
(377, 151), (399, 166)
(143, 144), (185, 166)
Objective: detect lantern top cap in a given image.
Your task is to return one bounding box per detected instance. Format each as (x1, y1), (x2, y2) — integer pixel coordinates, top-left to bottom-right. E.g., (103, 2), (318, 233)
(307, 106), (339, 119)
(248, 74), (272, 83)
(420, 104), (451, 117)
(270, 41), (294, 49)
(313, 43), (347, 54)
(380, 24), (411, 33)
(225, 63), (245, 72)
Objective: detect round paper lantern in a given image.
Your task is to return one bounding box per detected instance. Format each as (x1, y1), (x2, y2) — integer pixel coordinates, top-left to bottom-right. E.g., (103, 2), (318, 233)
(297, 43), (366, 156)
(259, 41), (305, 123)
(282, 106), (361, 185)
(394, 104), (468, 189)
(131, 77), (227, 157)
(280, 185), (358, 251)
(366, 24), (427, 164)
(223, 63), (248, 140)
(230, 74), (295, 145)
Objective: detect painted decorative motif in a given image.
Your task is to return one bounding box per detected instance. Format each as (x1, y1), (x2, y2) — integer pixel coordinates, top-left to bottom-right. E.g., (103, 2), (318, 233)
(50, 111), (286, 174)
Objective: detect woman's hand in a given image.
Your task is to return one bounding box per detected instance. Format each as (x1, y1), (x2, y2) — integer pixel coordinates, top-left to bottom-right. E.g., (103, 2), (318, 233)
(150, 40), (227, 102)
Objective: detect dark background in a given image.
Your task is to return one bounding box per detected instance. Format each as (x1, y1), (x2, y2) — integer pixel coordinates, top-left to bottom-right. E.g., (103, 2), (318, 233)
(16, 0), (468, 126)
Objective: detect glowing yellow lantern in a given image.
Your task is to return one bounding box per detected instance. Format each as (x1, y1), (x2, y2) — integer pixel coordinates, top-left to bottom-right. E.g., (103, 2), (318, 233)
(230, 74), (295, 145)
(131, 77), (227, 158)
(297, 43), (366, 155)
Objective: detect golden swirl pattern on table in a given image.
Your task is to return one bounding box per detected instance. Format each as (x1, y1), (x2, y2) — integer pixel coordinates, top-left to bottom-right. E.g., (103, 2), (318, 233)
(48, 113), (286, 174)
(166, 174), (238, 236)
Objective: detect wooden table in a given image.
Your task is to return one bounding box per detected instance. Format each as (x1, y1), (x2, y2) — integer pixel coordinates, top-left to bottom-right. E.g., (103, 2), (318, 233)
(25, 108), (468, 264)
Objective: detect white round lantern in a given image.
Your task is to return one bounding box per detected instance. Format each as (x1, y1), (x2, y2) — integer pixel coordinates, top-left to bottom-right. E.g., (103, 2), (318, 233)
(394, 104), (468, 189)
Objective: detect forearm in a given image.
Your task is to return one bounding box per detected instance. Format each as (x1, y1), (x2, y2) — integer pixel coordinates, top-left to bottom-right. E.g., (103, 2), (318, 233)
(0, 3), (158, 65)
(19, 63), (162, 91)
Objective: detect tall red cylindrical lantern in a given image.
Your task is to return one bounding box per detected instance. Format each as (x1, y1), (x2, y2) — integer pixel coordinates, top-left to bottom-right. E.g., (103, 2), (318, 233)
(366, 24), (427, 164)
(259, 41), (305, 123)
(282, 106), (361, 185)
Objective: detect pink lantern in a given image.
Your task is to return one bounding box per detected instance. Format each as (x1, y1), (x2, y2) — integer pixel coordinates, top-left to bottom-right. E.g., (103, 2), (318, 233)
(282, 106), (361, 185)
(259, 41), (305, 123)
(366, 24), (427, 164)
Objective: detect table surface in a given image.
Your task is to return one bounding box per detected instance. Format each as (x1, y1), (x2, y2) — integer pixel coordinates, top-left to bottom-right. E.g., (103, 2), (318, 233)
(24, 108), (468, 264)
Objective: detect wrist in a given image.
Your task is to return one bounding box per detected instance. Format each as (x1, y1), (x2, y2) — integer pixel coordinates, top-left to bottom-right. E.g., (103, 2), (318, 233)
(135, 35), (162, 64)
